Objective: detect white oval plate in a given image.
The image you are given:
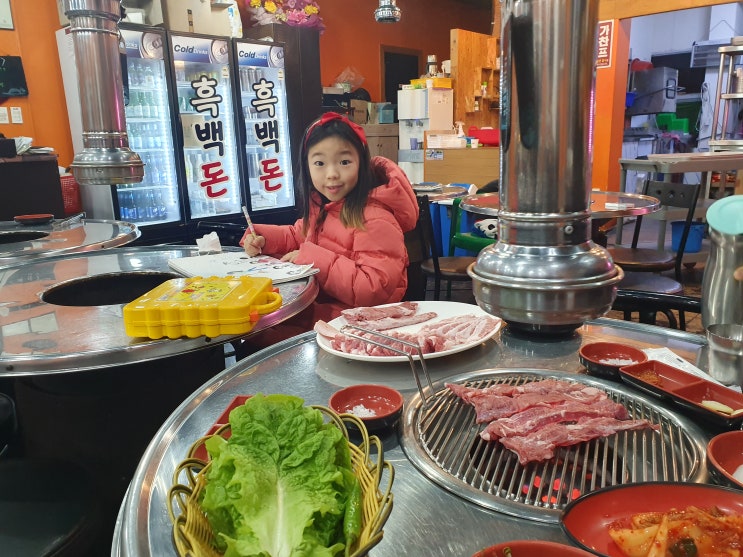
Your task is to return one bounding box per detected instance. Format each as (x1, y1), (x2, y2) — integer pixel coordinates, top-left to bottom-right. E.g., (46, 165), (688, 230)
(316, 301), (503, 363)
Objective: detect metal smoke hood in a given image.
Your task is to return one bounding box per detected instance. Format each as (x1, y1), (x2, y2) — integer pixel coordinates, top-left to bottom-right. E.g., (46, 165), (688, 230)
(64, 0), (144, 186)
(469, 0), (622, 334)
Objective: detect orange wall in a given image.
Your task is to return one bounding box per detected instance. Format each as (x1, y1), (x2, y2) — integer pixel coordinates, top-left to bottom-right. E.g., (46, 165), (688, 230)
(317, 0), (491, 99)
(1, 0), (489, 169)
(0, 0), (73, 167)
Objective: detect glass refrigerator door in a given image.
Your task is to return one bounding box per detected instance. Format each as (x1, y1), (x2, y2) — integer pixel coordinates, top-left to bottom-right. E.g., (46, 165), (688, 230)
(235, 41), (295, 213)
(171, 34), (242, 219)
(120, 28), (181, 225)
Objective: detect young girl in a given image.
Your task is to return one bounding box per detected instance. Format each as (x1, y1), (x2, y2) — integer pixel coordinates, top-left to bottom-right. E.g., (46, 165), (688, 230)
(240, 111), (419, 345)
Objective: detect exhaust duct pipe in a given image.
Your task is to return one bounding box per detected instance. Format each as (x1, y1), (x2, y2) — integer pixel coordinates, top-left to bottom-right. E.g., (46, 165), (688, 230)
(64, 0), (144, 185)
(470, 0), (622, 334)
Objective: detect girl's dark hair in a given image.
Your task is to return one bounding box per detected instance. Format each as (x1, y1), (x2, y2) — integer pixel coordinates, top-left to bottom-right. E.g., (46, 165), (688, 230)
(297, 117), (378, 237)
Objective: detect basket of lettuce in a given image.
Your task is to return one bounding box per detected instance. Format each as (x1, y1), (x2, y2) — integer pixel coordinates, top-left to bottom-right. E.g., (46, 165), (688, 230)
(167, 393), (394, 557)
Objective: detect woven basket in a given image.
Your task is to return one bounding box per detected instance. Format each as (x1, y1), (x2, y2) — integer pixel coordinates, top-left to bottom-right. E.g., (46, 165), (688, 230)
(167, 405), (394, 557)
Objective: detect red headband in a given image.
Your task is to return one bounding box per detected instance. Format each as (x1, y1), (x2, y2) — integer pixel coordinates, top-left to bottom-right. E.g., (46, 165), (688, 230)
(305, 111), (367, 146)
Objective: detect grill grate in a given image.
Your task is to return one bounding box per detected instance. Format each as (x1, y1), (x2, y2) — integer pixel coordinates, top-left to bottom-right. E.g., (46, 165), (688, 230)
(400, 370), (709, 523)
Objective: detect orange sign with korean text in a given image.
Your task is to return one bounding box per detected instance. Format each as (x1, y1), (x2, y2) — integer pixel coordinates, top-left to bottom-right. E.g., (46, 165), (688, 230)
(596, 20), (613, 69)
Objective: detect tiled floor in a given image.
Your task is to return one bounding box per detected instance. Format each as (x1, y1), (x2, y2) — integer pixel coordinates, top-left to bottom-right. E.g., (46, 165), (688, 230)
(427, 216), (705, 335)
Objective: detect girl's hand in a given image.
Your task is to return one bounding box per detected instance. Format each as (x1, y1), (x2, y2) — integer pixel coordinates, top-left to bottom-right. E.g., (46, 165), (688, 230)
(243, 235), (265, 256)
(281, 250), (300, 263)
(735, 266), (743, 281)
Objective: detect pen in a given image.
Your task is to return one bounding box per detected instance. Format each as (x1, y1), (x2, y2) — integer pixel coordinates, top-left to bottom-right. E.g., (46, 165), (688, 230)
(242, 205), (258, 240)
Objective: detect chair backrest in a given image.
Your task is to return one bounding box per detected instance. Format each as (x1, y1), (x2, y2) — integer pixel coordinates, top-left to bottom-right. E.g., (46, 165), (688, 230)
(415, 195), (441, 270)
(631, 179), (702, 278)
(402, 195), (438, 301)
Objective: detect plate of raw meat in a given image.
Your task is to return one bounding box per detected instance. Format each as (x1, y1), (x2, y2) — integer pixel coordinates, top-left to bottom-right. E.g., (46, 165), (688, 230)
(314, 301), (503, 362)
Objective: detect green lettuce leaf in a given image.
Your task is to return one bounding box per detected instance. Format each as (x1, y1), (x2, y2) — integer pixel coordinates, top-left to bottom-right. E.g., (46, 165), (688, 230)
(200, 394), (362, 557)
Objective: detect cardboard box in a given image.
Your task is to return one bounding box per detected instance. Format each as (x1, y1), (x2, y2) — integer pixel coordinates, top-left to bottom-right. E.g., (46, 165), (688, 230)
(350, 100), (368, 124)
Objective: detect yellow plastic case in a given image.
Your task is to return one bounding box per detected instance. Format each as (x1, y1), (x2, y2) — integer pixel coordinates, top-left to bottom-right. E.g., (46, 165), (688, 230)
(123, 276), (283, 339)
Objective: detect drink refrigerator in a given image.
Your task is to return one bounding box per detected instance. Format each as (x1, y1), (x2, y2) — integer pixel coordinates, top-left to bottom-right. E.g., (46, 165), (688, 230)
(232, 38), (296, 223)
(119, 26), (184, 239)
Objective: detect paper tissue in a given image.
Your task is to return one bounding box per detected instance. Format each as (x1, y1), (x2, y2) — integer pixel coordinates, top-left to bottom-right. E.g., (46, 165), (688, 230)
(195, 231), (222, 254)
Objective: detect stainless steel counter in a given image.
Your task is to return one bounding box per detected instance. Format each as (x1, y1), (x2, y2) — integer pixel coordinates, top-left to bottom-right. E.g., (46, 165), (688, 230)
(113, 318), (711, 557)
(0, 245), (318, 376)
(0, 218), (140, 268)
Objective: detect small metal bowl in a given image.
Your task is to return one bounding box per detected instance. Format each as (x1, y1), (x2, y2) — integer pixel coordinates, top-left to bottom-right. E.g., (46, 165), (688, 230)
(579, 342), (648, 380)
(707, 430), (743, 490)
(329, 384), (403, 432)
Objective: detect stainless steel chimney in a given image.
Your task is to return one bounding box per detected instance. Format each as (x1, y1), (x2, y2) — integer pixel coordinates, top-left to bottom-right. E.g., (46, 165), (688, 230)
(64, 0), (144, 185)
(470, 0), (622, 334)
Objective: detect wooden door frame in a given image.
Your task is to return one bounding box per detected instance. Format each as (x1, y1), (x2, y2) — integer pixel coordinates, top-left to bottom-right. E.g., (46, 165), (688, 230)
(380, 45), (425, 105)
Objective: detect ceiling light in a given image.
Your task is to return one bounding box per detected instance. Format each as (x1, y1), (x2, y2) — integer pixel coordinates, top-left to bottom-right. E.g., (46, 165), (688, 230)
(375, 0), (401, 23)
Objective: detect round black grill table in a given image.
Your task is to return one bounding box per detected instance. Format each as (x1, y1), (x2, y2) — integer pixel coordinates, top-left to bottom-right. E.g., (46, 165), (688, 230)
(0, 245), (318, 554)
(0, 218), (140, 268)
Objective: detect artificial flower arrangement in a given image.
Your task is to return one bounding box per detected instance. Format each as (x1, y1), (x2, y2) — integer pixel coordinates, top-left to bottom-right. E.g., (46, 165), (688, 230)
(245, 0), (325, 31)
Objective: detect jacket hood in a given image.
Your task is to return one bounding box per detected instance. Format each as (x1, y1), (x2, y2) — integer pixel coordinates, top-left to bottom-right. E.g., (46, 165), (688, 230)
(367, 156), (418, 233)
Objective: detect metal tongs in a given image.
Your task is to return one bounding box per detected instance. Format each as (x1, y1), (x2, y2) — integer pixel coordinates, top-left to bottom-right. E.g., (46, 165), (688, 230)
(339, 324), (435, 405)
(52, 212), (86, 230)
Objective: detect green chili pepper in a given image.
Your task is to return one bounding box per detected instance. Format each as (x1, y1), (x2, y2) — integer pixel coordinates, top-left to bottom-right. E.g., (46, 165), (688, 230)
(343, 474), (363, 553)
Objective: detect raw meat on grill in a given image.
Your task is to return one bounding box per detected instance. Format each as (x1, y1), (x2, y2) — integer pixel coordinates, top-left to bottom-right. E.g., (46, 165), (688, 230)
(447, 380), (608, 423)
(498, 416), (659, 464)
(447, 378), (659, 463)
(480, 397), (629, 440)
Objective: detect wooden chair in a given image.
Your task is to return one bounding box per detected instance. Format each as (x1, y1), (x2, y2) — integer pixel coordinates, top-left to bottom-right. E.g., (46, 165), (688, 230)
(609, 180), (702, 329)
(416, 195), (476, 301)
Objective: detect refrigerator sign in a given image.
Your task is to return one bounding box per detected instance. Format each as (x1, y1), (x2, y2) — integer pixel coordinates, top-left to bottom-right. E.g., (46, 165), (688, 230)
(121, 29), (164, 60)
(190, 75), (229, 198)
(251, 77), (284, 193)
(236, 44), (272, 67)
(172, 36), (212, 62)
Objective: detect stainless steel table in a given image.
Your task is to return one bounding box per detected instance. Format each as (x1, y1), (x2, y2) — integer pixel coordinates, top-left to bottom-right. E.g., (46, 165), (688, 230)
(0, 245), (318, 376)
(459, 191), (660, 246)
(0, 245), (320, 555)
(0, 217), (140, 268)
(460, 191), (660, 219)
(616, 152), (743, 258)
(619, 151), (743, 200)
(413, 184), (470, 202)
(113, 318), (711, 557)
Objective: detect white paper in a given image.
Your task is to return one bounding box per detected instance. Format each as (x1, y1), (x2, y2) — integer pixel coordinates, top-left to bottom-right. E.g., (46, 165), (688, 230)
(0, 107), (8, 125)
(168, 252), (319, 284)
(10, 106), (22, 124)
(643, 347), (742, 393)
